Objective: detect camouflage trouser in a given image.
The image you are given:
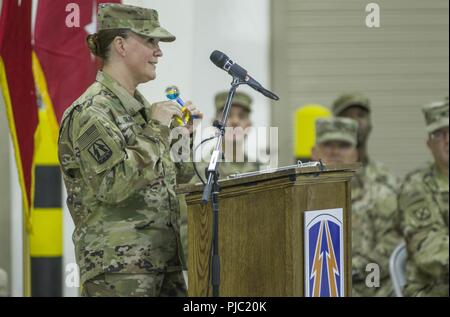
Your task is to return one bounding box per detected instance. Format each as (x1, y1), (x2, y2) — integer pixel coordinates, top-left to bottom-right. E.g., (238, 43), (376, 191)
(81, 271), (187, 297)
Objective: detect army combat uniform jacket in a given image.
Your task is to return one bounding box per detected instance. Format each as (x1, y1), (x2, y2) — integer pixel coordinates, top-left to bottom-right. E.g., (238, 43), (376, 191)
(58, 71), (192, 285)
(398, 162), (449, 297)
(361, 158), (398, 191)
(351, 162), (400, 297)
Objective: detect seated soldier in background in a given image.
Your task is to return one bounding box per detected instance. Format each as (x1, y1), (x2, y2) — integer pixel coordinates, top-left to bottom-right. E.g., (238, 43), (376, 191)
(398, 99), (449, 297)
(332, 92), (398, 190)
(312, 117), (399, 296)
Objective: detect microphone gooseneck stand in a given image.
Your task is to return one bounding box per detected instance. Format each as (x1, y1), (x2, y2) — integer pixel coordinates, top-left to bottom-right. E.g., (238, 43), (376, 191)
(201, 77), (244, 297)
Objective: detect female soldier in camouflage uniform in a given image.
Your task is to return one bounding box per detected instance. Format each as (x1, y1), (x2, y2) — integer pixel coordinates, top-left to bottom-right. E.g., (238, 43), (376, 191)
(58, 3), (202, 297)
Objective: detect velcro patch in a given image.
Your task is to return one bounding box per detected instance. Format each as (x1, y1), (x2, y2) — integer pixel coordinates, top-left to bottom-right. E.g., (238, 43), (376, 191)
(88, 139), (113, 164)
(78, 124), (101, 150)
(76, 121), (125, 172)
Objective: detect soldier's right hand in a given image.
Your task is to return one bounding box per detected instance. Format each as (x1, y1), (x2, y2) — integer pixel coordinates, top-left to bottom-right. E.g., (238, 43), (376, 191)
(149, 101), (183, 127)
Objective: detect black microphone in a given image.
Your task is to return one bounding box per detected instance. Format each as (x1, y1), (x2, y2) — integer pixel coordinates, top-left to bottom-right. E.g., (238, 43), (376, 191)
(210, 50), (279, 101)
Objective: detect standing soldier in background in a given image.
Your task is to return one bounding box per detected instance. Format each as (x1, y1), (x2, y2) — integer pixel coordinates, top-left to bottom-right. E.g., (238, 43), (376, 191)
(312, 117), (399, 296)
(213, 91), (261, 177)
(332, 93), (398, 190)
(398, 100), (449, 297)
(58, 4), (202, 297)
(191, 91), (260, 183)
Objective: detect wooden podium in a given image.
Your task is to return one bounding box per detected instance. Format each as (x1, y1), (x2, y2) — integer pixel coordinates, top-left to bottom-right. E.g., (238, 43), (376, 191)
(177, 163), (360, 297)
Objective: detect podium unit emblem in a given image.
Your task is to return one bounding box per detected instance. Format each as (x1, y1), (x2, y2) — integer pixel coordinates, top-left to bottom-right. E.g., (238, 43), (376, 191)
(304, 208), (344, 297)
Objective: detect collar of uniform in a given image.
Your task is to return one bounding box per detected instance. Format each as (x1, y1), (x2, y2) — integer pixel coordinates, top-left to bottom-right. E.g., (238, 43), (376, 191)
(96, 71), (144, 116)
(134, 89), (153, 109)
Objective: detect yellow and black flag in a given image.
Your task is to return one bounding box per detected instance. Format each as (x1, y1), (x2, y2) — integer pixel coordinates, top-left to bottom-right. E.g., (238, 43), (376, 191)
(0, 0), (39, 296)
(30, 0), (120, 296)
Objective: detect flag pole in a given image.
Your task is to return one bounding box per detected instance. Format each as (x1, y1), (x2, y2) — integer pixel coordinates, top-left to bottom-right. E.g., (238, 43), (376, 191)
(23, 204), (31, 297)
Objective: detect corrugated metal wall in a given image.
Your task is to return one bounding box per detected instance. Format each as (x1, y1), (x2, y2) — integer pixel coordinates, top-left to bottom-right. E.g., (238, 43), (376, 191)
(271, 0), (449, 177)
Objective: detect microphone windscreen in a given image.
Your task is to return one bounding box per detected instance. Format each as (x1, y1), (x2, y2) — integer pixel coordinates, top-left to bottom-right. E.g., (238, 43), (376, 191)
(210, 50), (229, 68)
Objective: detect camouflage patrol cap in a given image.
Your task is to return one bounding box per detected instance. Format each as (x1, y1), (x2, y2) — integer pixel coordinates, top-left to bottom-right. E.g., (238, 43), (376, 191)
(97, 3), (175, 42)
(422, 100), (449, 134)
(315, 117), (358, 146)
(215, 91), (252, 113)
(332, 92), (371, 115)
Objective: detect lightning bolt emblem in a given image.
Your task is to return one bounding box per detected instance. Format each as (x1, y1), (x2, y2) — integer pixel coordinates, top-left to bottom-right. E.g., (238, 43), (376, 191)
(325, 221), (340, 297)
(310, 221), (324, 296)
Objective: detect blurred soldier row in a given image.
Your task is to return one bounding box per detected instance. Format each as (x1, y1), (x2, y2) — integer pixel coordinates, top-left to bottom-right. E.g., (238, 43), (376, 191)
(311, 94), (448, 297)
(179, 91), (448, 297)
